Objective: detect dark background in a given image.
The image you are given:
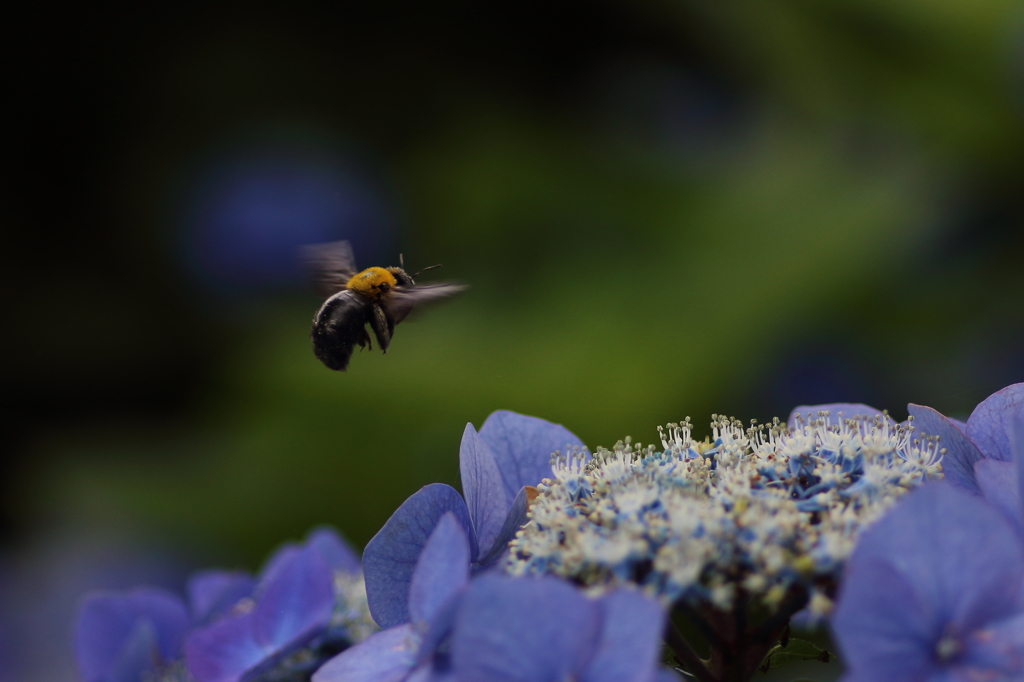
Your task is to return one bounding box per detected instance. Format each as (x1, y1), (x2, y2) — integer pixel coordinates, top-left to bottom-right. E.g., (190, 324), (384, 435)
(4, 2), (1023, 679)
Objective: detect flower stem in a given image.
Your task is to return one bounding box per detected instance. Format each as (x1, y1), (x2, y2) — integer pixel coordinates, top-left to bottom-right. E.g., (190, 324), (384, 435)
(664, 621), (719, 682)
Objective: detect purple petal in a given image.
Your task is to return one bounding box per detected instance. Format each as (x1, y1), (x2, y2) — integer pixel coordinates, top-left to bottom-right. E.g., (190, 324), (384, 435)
(75, 587), (189, 682)
(451, 575), (600, 682)
(479, 411), (587, 503)
(408, 513), (471, 627)
(976, 459), (1022, 534)
(407, 666), (455, 682)
(963, 611), (1024, 674)
(787, 403), (887, 429)
(186, 546), (335, 682)
(460, 424), (511, 556)
(104, 619), (160, 682)
(652, 670), (681, 682)
(583, 590), (666, 682)
(476, 485), (531, 567)
(831, 557), (937, 680)
(1011, 410), (1024, 533)
(312, 625), (420, 682)
(185, 611), (263, 682)
(257, 544), (301, 590)
(842, 484), (1024, 635)
(908, 404), (984, 493)
(966, 383), (1024, 462)
(187, 571), (256, 625)
(307, 526), (362, 574)
(253, 544), (334, 651)
(408, 514), (472, 665)
(364, 484), (476, 629)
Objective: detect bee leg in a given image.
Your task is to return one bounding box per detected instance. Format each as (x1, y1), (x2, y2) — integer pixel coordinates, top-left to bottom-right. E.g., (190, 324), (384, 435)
(360, 327), (373, 351)
(382, 305), (397, 339)
(369, 303), (392, 354)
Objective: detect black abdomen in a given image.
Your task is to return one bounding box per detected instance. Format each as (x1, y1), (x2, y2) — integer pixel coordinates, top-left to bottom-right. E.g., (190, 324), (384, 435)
(311, 290), (370, 371)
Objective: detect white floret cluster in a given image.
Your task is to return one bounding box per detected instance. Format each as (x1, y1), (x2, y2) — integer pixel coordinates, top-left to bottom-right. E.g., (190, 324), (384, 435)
(506, 410), (944, 615)
(331, 571), (378, 644)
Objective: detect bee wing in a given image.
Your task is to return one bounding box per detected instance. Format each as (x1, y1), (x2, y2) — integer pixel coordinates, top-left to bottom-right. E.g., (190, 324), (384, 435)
(384, 283), (467, 325)
(300, 240), (359, 297)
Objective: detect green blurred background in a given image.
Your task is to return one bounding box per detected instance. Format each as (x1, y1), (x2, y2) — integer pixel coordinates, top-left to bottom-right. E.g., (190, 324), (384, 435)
(4, 1), (1024, 678)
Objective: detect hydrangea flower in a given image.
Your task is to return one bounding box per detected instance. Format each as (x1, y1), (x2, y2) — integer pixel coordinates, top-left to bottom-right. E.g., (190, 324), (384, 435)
(509, 410), (941, 612)
(897, 382), (1021, 489)
(316, 541), (674, 682)
(895, 383), (1024, 535)
(363, 410), (586, 628)
(74, 527), (374, 682)
(970, 393), (1024, 535)
(312, 512), (472, 682)
(831, 483), (1024, 681)
(185, 527), (375, 682)
(74, 587), (189, 682)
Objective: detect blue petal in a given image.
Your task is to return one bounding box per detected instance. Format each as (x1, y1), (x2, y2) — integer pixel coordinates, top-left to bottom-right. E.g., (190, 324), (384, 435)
(408, 513), (471, 627)
(975, 459), (1022, 535)
(843, 484), (1024, 636)
(908, 404), (984, 493)
(252, 544), (334, 651)
(831, 557), (937, 680)
(187, 571), (256, 625)
(476, 485), (531, 567)
(407, 666), (455, 682)
(787, 403), (886, 429)
(1017, 411), (1024, 529)
(459, 423), (511, 556)
(307, 526), (363, 574)
(583, 589), (666, 682)
(364, 484), (477, 629)
(105, 618), (159, 682)
(257, 543), (301, 589)
(479, 411), (586, 503)
(184, 611), (263, 682)
(451, 575), (600, 682)
(75, 587), (189, 682)
(312, 625), (420, 682)
(186, 545), (335, 682)
(966, 383), (1024, 462)
(962, 611), (1024, 674)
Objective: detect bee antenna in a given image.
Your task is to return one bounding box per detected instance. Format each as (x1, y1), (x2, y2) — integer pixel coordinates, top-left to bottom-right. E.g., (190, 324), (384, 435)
(412, 264), (442, 279)
(399, 253), (405, 270)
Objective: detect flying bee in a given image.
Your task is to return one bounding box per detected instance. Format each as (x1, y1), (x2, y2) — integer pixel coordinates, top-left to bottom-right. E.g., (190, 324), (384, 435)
(302, 240), (466, 371)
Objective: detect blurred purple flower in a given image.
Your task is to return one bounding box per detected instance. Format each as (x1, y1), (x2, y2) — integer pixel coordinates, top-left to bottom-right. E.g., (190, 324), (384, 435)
(73, 527), (363, 682)
(313, 513), (471, 682)
(363, 410), (586, 629)
(831, 483), (1024, 681)
(187, 570), (256, 627)
(184, 527), (361, 682)
(184, 143), (394, 293)
(74, 588), (189, 682)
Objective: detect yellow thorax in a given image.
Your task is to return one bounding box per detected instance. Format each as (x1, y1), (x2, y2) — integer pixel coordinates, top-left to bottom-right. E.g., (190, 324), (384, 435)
(346, 267), (397, 299)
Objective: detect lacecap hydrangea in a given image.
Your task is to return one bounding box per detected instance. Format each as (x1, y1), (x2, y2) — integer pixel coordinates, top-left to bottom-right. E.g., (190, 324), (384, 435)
(507, 405), (946, 616)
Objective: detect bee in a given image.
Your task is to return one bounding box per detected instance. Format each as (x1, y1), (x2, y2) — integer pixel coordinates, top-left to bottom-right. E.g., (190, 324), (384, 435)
(302, 240), (466, 371)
